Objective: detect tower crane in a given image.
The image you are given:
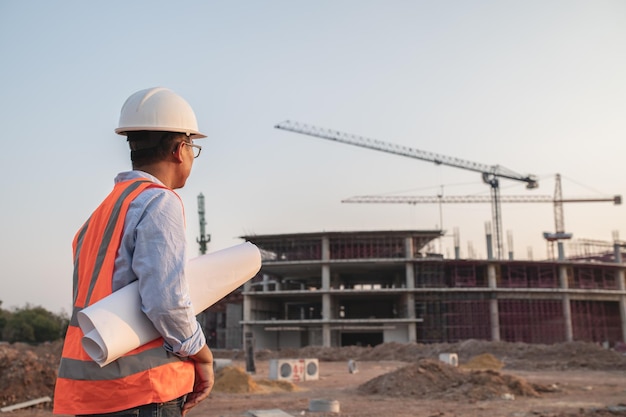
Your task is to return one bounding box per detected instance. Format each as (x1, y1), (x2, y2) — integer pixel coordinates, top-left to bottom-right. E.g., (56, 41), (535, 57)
(342, 173), (621, 259)
(543, 174), (621, 259)
(275, 120), (538, 259)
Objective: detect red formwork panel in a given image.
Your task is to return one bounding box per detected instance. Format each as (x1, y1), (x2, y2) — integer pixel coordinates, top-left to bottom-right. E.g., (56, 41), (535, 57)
(571, 300), (622, 345)
(499, 264), (559, 289)
(330, 236), (405, 260)
(443, 300), (491, 342)
(571, 267), (618, 290)
(417, 299), (491, 343)
(529, 265), (559, 288)
(498, 299), (565, 344)
(447, 264), (477, 287)
(414, 262), (446, 288)
(500, 265), (529, 288)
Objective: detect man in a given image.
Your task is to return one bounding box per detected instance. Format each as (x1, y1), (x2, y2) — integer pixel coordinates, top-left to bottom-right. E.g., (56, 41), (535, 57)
(54, 87), (214, 417)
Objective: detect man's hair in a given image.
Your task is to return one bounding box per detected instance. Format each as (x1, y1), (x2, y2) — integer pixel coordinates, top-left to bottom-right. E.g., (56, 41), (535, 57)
(127, 131), (188, 168)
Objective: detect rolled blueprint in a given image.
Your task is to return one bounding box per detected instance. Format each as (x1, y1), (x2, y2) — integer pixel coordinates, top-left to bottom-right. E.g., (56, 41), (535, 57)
(77, 241), (261, 367)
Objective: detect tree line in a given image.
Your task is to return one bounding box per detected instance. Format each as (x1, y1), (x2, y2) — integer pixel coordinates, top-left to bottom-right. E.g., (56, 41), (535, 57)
(0, 301), (69, 343)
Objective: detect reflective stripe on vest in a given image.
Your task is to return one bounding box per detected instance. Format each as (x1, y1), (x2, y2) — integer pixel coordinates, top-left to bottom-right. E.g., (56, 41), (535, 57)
(53, 178), (195, 415)
(73, 179), (153, 308)
(58, 341), (178, 380)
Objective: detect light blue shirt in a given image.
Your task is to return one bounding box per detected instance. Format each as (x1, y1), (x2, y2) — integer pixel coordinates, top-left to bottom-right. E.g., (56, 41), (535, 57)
(112, 170), (206, 357)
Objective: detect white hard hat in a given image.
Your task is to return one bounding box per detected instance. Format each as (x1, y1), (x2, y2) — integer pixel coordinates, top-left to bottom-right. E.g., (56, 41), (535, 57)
(115, 87), (207, 139)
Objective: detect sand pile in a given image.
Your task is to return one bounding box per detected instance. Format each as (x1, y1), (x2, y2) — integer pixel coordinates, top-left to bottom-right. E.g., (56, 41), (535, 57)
(214, 366), (261, 393)
(213, 366), (298, 394)
(461, 353), (504, 370)
(357, 359), (544, 401)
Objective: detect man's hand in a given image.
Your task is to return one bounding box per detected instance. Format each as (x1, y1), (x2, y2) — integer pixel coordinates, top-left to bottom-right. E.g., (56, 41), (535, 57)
(182, 344), (214, 416)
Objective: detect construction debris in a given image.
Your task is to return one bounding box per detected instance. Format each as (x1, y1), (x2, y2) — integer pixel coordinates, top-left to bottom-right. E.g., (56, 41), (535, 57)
(246, 409), (294, 417)
(1, 397), (51, 413)
(357, 359), (544, 401)
(309, 399), (340, 413)
(2, 339), (626, 410)
(0, 341), (60, 409)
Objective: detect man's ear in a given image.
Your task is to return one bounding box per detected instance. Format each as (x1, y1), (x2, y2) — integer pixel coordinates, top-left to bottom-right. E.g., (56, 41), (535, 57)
(171, 142), (184, 163)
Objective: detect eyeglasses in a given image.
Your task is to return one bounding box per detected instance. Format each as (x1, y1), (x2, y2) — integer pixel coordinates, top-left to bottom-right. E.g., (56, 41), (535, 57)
(183, 142), (202, 158)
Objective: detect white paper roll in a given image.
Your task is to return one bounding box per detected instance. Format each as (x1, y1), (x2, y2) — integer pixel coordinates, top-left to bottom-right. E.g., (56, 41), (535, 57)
(77, 242), (261, 366)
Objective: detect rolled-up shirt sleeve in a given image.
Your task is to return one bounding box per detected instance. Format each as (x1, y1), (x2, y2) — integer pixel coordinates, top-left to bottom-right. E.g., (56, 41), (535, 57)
(131, 190), (206, 357)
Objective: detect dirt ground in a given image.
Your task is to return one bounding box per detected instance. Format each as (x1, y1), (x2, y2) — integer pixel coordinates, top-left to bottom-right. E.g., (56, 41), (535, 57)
(3, 340), (626, 417)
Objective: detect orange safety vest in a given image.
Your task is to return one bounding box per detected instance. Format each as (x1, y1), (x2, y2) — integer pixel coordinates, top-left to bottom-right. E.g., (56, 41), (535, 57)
(53, 178), (195, 415)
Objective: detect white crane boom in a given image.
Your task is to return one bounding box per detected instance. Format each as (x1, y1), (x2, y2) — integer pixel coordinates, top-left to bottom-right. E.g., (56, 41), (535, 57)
(275, 121), (539, 184)
(343, 174), (621, 258)
(275, 120), (539, 259)
(342, 194), (621, 205)
(342, 195), (554, 204)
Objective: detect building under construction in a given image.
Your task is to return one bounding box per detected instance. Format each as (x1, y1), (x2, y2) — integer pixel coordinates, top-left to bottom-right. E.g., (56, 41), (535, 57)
(241, 230), (626, 350)
(206, 124), (623, 350)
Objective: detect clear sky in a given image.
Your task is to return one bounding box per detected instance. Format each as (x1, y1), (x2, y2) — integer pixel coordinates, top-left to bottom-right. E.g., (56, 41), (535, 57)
(1, 1), (625, 314)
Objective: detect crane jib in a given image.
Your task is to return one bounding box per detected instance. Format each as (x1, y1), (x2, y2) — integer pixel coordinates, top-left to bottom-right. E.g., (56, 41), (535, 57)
(275, 120), (538, 187)
(275, 120), (540, 260)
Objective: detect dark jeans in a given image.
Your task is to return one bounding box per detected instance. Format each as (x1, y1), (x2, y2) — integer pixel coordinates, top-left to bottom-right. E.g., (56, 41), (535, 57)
(77, 396), (185, 417)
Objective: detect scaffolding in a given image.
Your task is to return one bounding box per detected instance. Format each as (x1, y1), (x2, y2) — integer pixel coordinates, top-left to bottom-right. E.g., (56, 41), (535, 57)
(417, 296), (491, 343)
(242, 230), (626, 349)
(571, 300), (622, 343)
(570, 266), (619, 290)
(499, 300), (565, 344)
(499, 264), (559, 288)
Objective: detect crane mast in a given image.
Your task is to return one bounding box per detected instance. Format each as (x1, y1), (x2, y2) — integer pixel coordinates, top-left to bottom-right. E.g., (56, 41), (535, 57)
(275, 120), (539, 259)
(196, 193), (211, 255)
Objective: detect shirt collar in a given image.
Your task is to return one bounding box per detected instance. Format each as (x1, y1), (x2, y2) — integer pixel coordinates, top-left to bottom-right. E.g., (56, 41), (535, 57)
(114, 170), (165, 187)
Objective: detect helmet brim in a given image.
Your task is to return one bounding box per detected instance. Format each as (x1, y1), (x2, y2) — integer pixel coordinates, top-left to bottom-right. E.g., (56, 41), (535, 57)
(115, 126), (207, 139)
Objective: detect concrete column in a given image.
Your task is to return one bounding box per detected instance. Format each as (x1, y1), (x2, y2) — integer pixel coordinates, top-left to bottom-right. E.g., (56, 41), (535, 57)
(406, 293), (417, 343)
(322, 236), (330, 261)
(616, 264), (626, 342)
(487, 263), (500, 341)
(615, 241), (623, 264)
(243, 294), (252, 322)
(559, 265), (573, 342)
(405, 238), (415, 290)
(322, 264), (330, 291)
(321, 235), (330, 291)
(405, 262), (417, 343)
(262, 274), (269, 292)
(405, 236), (414, 259)
(557, 241), (565, 261)
(405, 237), (415, 289)
(321, 236), (332, 347)
(242, 324), (250, 349)
(404, 237), (417, 342)
(242, 292), (252, 349)
(243, 278), (252, 293)
(322, 265), (331, 347)
(322, 325), (331, 347)
(613, 243), (626, 342)
(322, 292), (331, 347)
(485, 223), (494, 260)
